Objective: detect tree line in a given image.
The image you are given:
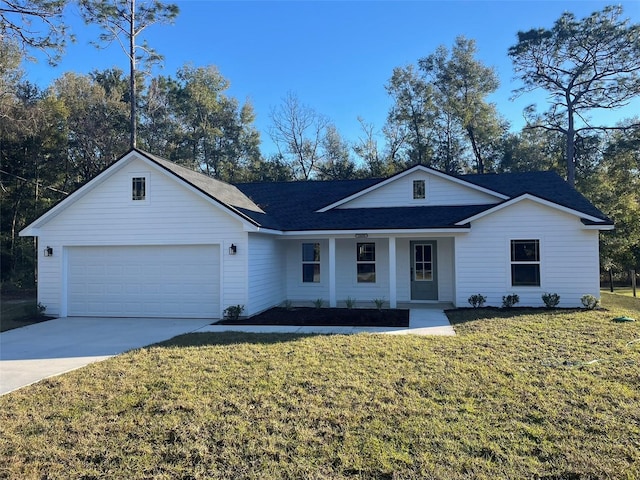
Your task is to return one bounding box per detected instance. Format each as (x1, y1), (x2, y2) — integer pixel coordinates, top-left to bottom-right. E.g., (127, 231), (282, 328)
(1, 1), (639, 287)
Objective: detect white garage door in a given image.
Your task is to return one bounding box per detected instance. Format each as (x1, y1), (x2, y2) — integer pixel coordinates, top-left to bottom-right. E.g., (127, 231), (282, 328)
(67, 245), (220, 318)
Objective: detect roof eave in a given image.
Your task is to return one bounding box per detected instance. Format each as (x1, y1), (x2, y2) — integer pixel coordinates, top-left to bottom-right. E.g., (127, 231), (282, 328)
(454, 193), (610, 226)
(316, 164), (508, 212)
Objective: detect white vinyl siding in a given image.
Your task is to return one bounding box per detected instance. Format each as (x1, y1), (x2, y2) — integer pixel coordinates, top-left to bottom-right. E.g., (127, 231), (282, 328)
(338, 171), (500, 208)
(455, 199), (600, 307)
(284, 240), (330, 304)
(247, 233), (286, 315)
(34, 156), (248, 317)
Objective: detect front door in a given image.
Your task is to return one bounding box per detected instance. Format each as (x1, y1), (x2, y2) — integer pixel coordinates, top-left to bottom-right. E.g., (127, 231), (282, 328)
(410, 241), (438, 300)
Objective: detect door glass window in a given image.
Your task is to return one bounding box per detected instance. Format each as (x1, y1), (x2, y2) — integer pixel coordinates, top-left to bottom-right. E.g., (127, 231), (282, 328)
(414, 244), (433, 281)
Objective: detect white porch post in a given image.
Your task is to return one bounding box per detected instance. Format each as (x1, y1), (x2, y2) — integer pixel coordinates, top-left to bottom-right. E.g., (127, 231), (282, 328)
(329, 237), (336, 307)
(389, 237), (397, 308)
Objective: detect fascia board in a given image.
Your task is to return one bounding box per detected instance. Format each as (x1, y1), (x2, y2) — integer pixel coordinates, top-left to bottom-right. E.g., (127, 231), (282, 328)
(454, 193), (610, 226)
(280, 227), (470, 236)
(19, 151), (139, 236)
(316, 165), (507, 212)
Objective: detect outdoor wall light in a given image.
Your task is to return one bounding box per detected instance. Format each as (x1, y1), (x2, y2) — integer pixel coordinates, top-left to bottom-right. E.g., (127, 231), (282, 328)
(229, 244), (237, 255)
(44, 246), (53, 257)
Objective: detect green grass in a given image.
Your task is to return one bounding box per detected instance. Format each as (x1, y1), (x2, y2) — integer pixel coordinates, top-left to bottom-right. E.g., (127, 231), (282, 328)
(604, 287), (639, 298)
(1, 293), (639, 479)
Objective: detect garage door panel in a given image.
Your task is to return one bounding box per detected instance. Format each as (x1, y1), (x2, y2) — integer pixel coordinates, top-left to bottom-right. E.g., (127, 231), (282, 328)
(67, 245), (220, 318)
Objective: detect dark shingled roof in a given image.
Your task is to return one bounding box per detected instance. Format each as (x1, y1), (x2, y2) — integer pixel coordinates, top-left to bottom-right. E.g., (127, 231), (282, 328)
(137, 150), (611, 231)
(232, 170), (611, 231)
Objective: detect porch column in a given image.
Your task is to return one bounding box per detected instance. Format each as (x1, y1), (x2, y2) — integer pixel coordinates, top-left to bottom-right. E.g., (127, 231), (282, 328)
(329, 237), (336, 307)
(389, 237), (397, 308)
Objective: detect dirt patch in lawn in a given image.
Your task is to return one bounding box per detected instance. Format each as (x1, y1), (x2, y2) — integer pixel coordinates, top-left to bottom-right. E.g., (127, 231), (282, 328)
(217, 307), (410, 327)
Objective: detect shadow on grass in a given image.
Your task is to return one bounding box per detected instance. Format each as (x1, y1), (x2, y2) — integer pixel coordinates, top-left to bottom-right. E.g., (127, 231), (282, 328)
(154, 331), (319, 349)
(446, 307), (587, 326)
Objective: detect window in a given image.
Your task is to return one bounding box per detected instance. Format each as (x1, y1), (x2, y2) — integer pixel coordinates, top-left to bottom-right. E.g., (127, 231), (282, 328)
(414, 244), (433, 281)
(302, 243), (320, 283)
(511, 239), (540, 286)
(132, 177), (146, 201)
(357, 242), (376, 283)
(413, 179), (425, 199)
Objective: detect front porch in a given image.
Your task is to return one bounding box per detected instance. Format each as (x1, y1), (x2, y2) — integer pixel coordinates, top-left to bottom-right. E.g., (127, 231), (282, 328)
(281, 235), (461, 309)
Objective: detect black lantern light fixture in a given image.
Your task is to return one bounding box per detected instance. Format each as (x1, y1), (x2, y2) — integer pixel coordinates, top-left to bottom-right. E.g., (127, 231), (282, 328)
(44, 246), (53, 257)
(229, 244), (237, 255)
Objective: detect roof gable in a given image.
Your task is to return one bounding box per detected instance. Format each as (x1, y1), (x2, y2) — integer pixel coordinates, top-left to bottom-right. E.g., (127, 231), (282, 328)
(454, 193), (614, 227)
(20, 150), (612, 236)
(317, 165), (508, 212)
(20, 149), (263, 235)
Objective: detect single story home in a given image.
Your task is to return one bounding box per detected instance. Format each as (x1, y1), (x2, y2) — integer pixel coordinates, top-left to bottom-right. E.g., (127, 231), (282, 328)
(20, 149), (613, 318)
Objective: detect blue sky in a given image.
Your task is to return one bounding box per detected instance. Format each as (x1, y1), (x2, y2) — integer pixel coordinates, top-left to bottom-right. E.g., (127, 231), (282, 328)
(22, 0), (640, 156)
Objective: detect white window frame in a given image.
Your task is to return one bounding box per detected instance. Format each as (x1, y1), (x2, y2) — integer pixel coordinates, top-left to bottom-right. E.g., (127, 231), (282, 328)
(413, 179), (426, 200)
(302, 242), (321, 283)
(131, 174), (148, 203)
(510, 239), (541, 287)
(356, 242), (376, 283)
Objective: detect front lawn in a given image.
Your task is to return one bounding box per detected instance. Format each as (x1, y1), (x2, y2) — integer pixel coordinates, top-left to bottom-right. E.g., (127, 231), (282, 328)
(0, 293), (638, 479)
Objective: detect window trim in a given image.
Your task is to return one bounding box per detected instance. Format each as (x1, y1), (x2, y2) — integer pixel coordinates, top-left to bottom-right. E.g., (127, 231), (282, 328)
(356, 242), (376, 283)
(510, 239), (541, 287)
(131, 175), (148, 203)
(413, 243), (433, 282)
(412, 179), (426, 200)
(302, 242), (321, 283)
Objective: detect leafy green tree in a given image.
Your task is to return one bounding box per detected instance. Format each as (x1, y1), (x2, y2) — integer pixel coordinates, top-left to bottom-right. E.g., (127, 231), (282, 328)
(0, 79), (67, 285)
(509, 5), (640, 186)
(48, 71), (129, 186)
(78, 0), (179, 148)
(385, 65), (434, 166)
(317, 124), (360, 180)
(498, 128), (565, 174)
(0, 0), (70, 63)
(420, 36), (505, 174)
(581, 125), (640, 272)
(149, 65), (261, 182)
(242, 153), (294, 183)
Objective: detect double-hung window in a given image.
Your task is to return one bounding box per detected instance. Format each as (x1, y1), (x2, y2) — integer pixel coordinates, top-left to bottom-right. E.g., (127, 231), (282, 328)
(132, 177), (146, 201)
(302, 243), (320, 283)
(511, 239), (540, 286)
(356, 242), (376, 283)
(413, 179), (425, 199)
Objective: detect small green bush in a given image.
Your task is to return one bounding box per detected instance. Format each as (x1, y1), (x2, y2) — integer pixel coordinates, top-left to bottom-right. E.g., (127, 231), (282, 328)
(502, 294), (520, 308)
(281, 300), (293, 310)
(581, 294), (600, 310)
(223, 305), (244, 320)
(373, 298), (385, 311)
(541, 293), (561, 308)
(468, 294), (487, 308)
(313, 298), (324, 309)
(345, 297), (356, 309)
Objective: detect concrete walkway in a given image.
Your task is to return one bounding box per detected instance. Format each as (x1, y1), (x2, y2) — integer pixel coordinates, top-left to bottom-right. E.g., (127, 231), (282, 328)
(198, 306), (455, 336)
(0, 308), (454, 395)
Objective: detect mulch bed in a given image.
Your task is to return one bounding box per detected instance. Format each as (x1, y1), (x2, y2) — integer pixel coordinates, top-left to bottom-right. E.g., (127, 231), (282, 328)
(216, 307), (410, 327)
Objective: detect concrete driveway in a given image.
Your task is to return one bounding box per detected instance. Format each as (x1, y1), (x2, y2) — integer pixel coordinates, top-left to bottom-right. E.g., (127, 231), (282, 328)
(0, 317), (213, 395)
(1, 309), (454, 395)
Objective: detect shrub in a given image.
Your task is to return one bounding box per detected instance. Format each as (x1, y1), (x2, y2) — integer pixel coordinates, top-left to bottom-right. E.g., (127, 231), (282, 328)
(25, 302), (47, 319)
(581, 294), (600, 310)
(281, 300), (293, 310)
(373, 298), (385, 311)
(313, 298), (324, 309)
(468, 294), (487, 308)
(541, 293), (561, 308)
(502, 294), (520, 308)
(223, 304), (244, 320)
(345, 297), (356, 309)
